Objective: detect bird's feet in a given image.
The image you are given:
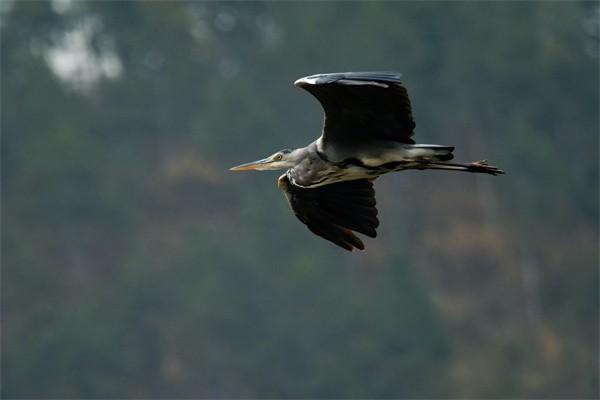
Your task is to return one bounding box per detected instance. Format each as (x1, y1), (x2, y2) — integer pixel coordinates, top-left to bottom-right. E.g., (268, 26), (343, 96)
(468, 160), (505, 175)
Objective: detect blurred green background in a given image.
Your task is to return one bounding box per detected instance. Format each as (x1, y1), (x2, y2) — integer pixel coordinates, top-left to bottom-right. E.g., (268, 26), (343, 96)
(2, 1), (598, 398)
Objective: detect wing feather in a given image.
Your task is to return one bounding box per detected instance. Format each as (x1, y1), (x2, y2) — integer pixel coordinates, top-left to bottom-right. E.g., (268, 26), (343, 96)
(295, 71), (416, 145)
(278, 174), (379, 251)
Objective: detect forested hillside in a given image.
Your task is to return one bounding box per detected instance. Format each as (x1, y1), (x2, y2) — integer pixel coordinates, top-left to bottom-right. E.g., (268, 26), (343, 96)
(2, 1), (598, 398)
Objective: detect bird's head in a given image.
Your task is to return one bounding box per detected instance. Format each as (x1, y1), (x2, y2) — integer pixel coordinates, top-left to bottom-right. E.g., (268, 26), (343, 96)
(230, 149), (299, 171)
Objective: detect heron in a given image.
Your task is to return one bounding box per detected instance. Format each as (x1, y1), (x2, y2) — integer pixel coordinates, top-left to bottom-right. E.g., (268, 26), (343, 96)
(231, 72), (503, 251)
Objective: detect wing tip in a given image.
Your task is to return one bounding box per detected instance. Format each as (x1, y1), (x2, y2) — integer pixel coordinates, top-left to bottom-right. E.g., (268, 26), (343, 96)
(294, 77), (310, 87)
(341, 228), (366, 251)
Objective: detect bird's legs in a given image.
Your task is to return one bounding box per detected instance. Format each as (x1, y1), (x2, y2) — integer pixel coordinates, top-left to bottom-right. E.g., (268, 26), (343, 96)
(419, 160), (504, 176)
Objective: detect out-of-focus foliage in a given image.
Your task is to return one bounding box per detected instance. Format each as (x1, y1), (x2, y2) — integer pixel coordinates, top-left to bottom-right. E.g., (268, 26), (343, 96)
(2, 1), (598, 398)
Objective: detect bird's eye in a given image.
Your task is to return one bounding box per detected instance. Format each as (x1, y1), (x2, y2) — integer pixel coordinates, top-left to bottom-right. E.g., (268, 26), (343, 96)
(274, 154), (283, 161)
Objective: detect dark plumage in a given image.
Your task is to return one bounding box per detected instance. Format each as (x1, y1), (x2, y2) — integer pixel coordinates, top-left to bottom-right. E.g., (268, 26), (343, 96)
(295, 72), (416, 145)
(278, 175), (378, 251)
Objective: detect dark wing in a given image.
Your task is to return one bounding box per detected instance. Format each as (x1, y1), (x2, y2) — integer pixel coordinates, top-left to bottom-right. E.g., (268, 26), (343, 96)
(278, 174), (379, 251)
(295, 71), (416, 145)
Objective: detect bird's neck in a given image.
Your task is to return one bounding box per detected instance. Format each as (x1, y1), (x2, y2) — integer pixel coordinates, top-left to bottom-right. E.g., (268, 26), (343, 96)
(288, 147), (311, 164)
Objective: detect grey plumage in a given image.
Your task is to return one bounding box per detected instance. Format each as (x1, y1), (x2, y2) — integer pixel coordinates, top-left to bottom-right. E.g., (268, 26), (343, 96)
(231, 72), (504, 251)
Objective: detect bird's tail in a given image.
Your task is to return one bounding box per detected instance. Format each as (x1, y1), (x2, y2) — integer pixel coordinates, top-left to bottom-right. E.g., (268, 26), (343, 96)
(425, 160), (504, 176)
(410, 144), (455, 161)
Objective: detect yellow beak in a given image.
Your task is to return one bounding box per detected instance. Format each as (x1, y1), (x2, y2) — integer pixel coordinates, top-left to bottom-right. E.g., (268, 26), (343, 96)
(229, 158), (271, 171)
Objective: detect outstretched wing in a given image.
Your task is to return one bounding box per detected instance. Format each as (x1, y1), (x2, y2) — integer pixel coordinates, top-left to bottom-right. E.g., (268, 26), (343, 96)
(278, 174), (379, 251)
(295, 71), (416, 145)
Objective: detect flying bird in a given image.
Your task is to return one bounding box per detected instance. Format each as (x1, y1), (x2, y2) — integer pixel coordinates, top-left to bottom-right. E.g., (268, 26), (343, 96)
(231, 72), (503, 251)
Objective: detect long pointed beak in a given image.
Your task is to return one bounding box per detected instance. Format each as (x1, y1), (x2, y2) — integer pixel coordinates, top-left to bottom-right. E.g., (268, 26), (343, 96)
(229, 158), (272, 171)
